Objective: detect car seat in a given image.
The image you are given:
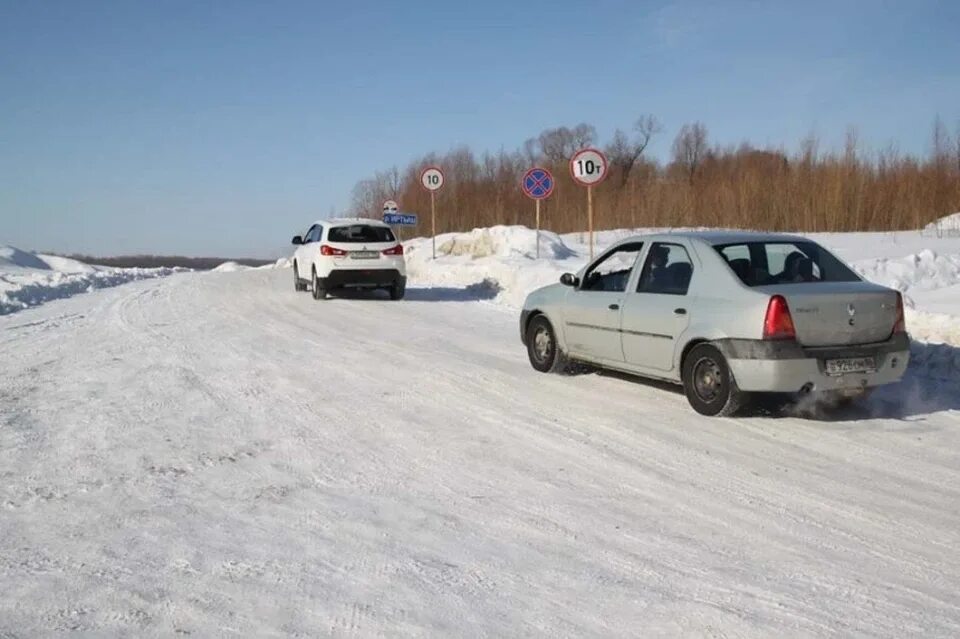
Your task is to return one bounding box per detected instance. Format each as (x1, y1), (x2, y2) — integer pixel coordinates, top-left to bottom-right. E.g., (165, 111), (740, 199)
(728, 258), (751, 283)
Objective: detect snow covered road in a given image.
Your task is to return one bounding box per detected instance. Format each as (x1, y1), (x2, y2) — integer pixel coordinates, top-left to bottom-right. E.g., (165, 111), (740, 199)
(2, 269), (960, 637)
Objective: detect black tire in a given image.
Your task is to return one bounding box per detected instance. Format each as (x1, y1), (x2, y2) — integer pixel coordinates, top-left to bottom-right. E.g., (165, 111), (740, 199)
(682, 343), (746, 417)
(525, 315), (568, 373)
(293, 262), (306, 292)
(389, 282), (405, 300)
(311, 268), (326, 301)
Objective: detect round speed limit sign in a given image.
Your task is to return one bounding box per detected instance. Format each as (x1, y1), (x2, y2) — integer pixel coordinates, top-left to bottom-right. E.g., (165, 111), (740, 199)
(570, 148), (608, 186)
(420, 166), (444, 192)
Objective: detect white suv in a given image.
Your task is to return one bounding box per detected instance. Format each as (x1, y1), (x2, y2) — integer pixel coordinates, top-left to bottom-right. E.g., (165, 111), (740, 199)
(291, 219), (407, 300)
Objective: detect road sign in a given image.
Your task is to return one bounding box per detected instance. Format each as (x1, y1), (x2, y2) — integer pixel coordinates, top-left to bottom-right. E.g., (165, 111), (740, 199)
(382, 200), (399, 213)
(420, 167), (444, 192)
(570, 148), (608, 186)
(383, 212), (418, 225)
(521, 167), (554, 200)
(570, 148), (608, 259)
(521, 167), (554, 259)
(419, 166), (444, 258)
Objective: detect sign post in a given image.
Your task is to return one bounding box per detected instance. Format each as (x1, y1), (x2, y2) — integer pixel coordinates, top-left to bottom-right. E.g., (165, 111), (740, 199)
(569, 148), (609, 260)
(419, 167), (445, 259)
(521, 167), (555, 258)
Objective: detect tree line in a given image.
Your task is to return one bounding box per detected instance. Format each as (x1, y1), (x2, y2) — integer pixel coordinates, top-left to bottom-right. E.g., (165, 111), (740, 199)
(349, 117), (960, 235)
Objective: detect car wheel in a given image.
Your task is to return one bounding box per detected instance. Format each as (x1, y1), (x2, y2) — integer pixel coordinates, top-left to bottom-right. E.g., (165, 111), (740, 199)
(293, 262), (305, 292)
(311, 268), (326, 301)
(682, 343), (746, 417)
(389, 282), (405, 300)
(526, 315), (568, 373)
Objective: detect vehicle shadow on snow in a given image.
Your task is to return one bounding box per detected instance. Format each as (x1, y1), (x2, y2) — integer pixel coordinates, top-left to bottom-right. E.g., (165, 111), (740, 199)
(582, 340), (960, 422)
(329, 278), (501, 303)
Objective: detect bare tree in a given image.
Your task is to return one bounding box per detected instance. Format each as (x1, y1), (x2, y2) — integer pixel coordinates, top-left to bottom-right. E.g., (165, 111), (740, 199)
(571, 123), (597, 150)
(932, 115), (950, 164)
(537, 123), (597, 163)
(606, 115), (661, 186)
(672, 122), (708, 184)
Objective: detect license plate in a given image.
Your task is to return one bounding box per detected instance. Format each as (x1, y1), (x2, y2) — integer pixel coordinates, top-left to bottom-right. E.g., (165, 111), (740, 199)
(825, 357), (876, 375)
(350, 251), (379, 259)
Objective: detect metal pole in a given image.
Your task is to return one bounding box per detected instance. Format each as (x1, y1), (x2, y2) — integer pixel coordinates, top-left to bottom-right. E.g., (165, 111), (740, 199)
(431, 191), (436, 259)
(587, 185), (594, 260)
(535, 198), (541, 259)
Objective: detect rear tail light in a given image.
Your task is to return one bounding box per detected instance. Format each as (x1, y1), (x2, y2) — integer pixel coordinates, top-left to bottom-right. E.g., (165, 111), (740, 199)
(320, 245), (347, 257)
(763, 295), (796, 340)
(892, 292), (906, 334)
(382, 244), (404, 256)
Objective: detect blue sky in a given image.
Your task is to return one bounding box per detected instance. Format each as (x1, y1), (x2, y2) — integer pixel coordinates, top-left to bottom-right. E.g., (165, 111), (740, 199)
(2, 0), (959, 257)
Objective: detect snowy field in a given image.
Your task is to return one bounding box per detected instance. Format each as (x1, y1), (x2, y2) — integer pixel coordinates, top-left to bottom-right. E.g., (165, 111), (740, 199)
(2, 220), (960, 637)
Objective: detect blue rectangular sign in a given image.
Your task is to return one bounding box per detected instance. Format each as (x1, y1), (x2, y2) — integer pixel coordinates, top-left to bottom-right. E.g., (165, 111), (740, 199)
(383, 213), (418, 226)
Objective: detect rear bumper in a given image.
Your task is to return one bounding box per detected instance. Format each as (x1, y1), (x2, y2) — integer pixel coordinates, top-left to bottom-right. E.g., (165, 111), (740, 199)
(717, 333), (910, 393)
(319, 269), (405, 289)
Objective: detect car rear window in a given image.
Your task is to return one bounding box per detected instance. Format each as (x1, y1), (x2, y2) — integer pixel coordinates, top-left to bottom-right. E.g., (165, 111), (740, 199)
(327, 225), (395, 243)
(715, 241), (861, 286)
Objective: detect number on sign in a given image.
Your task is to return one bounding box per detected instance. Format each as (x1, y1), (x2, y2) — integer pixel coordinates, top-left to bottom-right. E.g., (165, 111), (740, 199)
(570, 148), (609, 187)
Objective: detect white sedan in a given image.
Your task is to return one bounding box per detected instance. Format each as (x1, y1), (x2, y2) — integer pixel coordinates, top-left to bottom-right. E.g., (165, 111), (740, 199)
(520, 231), (909, 416)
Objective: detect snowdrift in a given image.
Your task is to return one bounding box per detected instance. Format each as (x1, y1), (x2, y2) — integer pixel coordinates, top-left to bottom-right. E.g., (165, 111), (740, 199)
(0, 245), (182, 315)
(211, 261), (250, 273)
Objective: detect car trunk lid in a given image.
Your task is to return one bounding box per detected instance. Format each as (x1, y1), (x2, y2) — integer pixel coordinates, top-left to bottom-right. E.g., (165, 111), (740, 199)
(757, 282), (899, 346)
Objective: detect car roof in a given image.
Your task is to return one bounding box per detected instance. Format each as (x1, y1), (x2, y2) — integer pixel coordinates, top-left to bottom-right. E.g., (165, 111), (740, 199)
(312, 217), (391, 228)
(615, 229), (811, 246)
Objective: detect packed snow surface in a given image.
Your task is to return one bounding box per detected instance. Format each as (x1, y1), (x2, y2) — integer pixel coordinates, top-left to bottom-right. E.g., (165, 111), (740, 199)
(2, 220), (960, 636)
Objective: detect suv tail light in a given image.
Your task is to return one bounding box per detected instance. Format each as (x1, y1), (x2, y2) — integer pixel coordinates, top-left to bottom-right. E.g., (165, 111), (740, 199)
(763, 295), (796, 340)
(320, 245), (347, 257)
(892, 292), (906, 335)
(382, 244), (404, 256)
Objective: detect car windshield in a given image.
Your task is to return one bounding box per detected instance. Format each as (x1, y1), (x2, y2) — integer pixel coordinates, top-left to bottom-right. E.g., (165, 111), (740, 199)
(328, 225), (395, 243)
(714, 240), (861, 286)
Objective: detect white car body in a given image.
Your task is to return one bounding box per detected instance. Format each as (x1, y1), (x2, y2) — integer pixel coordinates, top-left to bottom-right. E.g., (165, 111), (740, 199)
(291, 218), (407, 300)
(520, 231), (910, 415)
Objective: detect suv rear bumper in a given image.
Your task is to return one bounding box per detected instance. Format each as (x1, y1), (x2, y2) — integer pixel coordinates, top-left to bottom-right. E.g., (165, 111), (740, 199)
(716, 333), (910, 393)
(319, 269), (405, 290)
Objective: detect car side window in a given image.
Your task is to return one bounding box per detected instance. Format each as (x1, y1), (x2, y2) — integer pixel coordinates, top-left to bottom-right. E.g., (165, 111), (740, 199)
(580, 243), (643, 292)
(636, 243), (694, 295)
(305, 225), (321, 243)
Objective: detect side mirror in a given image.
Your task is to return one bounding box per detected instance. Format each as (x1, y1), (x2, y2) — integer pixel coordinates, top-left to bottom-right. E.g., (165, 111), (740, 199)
(560, 272), (579, 287)
(291, 235), (303, 245)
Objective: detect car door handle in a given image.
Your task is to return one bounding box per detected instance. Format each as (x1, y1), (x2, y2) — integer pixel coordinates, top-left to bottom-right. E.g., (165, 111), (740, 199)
(674, 308), (687, 315)
(608, 303), (620, 310)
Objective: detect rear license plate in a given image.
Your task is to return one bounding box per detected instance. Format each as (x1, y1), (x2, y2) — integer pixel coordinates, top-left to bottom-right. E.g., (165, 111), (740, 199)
(350, 251), (379, 259)
(825, 357), (876, 376)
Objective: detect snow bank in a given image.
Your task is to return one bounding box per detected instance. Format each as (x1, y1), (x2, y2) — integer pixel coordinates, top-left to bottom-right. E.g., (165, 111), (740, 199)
(853, 249), (960, 301)
(211, 261), (250, 273)
(0, 245), (182, 315)
(405, 226), (579, 308)
(924, 211), (960, 236)
(0, 245), (52, 271)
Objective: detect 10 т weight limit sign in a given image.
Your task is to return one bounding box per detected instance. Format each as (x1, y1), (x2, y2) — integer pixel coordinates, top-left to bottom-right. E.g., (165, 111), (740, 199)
(570, 148), (608, 259)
